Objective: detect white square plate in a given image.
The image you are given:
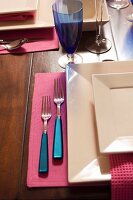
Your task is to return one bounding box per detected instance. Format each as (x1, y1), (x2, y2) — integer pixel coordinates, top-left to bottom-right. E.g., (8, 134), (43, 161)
(0, 0), (109, 31)
(0, 0), (38, 14)
(66, 61), (133, 183)
(92, 72), (133, 154)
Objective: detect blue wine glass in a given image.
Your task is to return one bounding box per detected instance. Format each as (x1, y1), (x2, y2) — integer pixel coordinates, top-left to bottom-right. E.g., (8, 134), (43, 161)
(52, 0), (83, 69)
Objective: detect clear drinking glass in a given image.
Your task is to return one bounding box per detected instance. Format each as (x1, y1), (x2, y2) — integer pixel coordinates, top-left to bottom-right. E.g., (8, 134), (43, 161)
(107, 0), (129, 10)
(86, 0), (112, 54)
(127, 0), (133, 22)
(52, 0), (83, 69)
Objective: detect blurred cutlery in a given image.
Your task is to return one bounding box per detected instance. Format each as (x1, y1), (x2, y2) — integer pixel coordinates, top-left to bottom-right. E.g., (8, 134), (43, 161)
(0, 37), (46, 51)
(53, 79), (64, 159)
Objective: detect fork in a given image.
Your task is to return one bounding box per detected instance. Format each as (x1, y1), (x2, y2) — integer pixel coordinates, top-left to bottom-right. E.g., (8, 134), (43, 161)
(53, 79), (64, 159)
(39, 96), (51, 173)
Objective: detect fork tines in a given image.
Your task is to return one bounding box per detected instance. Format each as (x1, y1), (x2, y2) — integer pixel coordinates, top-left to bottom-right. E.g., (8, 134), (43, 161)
(42, 96), (51, 118)
(54, 79), (64, 100)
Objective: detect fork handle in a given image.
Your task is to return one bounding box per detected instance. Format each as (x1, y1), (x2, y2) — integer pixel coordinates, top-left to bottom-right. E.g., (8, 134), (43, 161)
(39, 132), (48, 173)
(53, 117), (63, 159)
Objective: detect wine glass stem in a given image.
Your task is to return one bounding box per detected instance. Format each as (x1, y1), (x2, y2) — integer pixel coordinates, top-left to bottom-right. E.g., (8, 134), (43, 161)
(67, 54), (74, 63)
(96, 34), (102, 46)
(95, 0), (103, 45)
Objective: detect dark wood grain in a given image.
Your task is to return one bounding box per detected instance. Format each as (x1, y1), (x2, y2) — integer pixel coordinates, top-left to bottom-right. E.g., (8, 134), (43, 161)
(0, 54), (33, 200)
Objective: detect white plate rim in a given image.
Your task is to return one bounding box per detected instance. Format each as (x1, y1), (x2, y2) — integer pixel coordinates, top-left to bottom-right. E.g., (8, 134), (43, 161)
(66, 61), (133, 183)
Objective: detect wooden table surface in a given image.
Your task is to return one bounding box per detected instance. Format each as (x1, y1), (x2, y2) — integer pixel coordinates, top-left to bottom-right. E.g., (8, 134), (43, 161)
(1, 3), (133, 200)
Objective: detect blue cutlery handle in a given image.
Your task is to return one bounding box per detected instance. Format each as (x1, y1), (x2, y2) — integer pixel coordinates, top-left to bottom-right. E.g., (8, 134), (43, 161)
(39, 133), (48, 173)
(53, 117), (63, 159)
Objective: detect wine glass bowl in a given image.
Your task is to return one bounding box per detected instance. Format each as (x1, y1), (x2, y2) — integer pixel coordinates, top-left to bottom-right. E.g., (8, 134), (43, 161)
(52, 0), (83, 69)
(107, 0), (129, 10)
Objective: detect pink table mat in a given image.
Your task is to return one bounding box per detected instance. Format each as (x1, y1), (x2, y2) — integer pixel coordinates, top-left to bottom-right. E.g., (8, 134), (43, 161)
(27, 72), (114, 188)
(0, 27), (59, 54)
(109, 154), (133, 200)
(27, 72), (68, 187)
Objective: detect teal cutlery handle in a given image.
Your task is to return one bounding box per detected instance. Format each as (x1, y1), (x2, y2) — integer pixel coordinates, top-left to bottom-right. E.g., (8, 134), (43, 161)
(39, 133), (48, 173)
(53, 117), (63, 159)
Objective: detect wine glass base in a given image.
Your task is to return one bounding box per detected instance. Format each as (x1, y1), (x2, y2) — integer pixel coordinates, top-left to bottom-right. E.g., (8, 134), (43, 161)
(86, 38), (112, 54)
(127, 13), (133, 22)
(58, 54), (83, 69)
(108, 1), (129, 10)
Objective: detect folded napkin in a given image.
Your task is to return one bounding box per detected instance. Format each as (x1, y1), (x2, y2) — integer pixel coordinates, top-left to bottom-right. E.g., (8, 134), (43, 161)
(0, 12), (34, 21)
(0, 28), (59, 54)
(109, 154), (133, 200)
(27, 72), (68, 187)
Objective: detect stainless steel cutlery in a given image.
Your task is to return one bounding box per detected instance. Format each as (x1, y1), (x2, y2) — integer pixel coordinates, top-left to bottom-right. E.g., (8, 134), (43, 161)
(39, 96), (51, 173)
(53, 79), (64, 159)
(39, 79), (64, 173)
(0, 38), (46, 51)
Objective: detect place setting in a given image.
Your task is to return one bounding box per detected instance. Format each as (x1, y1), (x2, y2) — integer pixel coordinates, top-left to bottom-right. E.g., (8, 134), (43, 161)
(27, 58), (133, 200)
(26, 0), (109, 188)
(18, 0), (133, 199)
(0, 0), (59, 54)
(2, 0), (133, 199)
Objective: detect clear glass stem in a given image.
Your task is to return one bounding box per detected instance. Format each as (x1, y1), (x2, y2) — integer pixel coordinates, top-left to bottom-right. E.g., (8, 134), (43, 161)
(67, 54), (74, 63)
(95, 0), (103, 46)
(86, 0), (112, 54)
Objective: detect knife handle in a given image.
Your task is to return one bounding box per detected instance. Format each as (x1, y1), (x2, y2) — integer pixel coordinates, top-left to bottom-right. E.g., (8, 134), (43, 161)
(39, 132), (48, 173)
(53, 117), (63, 159)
